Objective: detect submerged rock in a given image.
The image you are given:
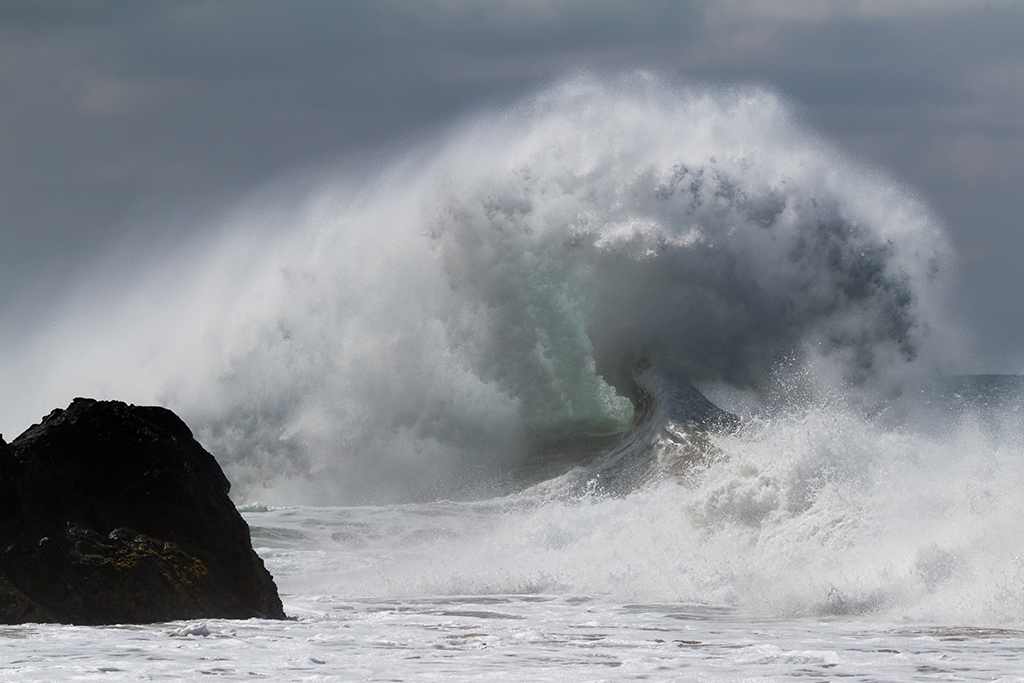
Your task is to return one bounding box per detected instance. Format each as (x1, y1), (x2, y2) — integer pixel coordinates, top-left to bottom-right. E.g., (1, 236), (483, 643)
(0, 398), (285, 625)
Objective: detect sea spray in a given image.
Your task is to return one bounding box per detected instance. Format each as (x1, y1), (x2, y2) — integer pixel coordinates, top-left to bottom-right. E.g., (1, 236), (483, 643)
(252, 383), (1024, 625)
(1, 73), (957, 504)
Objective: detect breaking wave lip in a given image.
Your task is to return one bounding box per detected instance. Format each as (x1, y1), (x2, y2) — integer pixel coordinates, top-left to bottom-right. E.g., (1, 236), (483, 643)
(2, 71), (959, 506)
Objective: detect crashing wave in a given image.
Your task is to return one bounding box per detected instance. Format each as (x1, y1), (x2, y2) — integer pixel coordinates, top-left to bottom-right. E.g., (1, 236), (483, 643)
(4, 72), (954, 505)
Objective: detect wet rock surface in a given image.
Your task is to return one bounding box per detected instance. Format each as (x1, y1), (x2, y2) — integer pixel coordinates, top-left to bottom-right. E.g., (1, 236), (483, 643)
(0, 398), (285, 624)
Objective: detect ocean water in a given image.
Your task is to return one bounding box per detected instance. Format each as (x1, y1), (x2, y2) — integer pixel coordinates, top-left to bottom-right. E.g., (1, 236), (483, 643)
(3, 74), (1024, 680)
(5, 376), (1024, 681)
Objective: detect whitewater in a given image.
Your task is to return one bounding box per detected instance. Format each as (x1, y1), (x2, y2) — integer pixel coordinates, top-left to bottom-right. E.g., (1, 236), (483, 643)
(3, 73), (1024, 680)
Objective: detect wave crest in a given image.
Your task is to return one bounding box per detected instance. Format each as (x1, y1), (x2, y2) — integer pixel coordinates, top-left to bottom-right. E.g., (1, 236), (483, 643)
(7, 73), (955, 504)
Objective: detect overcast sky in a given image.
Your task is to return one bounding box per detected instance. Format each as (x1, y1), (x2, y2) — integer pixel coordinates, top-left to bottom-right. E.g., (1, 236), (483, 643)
(1, 0), (1022, 372)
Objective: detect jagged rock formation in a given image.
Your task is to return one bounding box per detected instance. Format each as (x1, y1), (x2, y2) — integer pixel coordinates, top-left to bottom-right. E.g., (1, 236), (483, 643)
(0, 398), (285, 624)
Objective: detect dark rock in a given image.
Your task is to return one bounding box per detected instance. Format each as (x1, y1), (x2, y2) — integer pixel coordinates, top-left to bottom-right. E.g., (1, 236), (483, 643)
(0, 398), (285, 624)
